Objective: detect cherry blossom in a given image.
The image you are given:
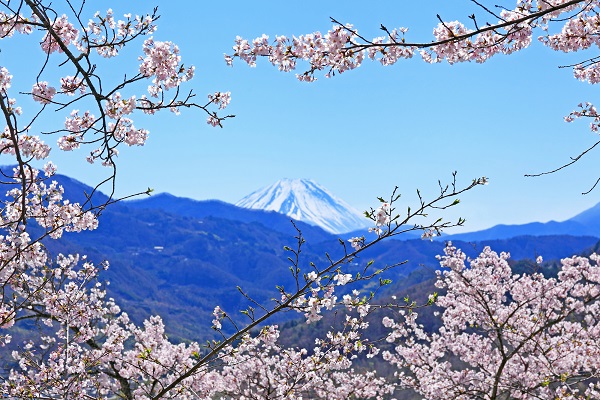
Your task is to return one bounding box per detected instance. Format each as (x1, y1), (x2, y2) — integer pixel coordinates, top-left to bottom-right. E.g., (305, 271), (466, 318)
(31, 81), (57, 104)
(208, 91), (231, 109)
(60, 76), (86, 95)
(0, 67), (11, 91)
(105, 92), (136, 118)
(375, 203), (390, 223)
(420, 228), (437, 241)
(139, 37), (195, 97)
(40, 14), (78, 54)
(347, 236), (363, 250)
(206, 115), (220, 127)
(0, 11), (34, 38)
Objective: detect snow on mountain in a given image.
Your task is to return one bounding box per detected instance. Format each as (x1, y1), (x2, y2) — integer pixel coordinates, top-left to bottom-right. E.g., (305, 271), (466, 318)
(235, 179), (370, 234)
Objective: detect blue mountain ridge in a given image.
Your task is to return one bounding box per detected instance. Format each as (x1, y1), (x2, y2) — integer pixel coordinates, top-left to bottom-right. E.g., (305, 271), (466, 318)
(445, 217), (600, 242)
(4, 167), (600, 342)
(126, 192), (334, 244)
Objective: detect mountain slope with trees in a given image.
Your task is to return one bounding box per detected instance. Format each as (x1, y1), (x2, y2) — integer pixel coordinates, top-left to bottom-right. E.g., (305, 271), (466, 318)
(30, 172), (600, 342)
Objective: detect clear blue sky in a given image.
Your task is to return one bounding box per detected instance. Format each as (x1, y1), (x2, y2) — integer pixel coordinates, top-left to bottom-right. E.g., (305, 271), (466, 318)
(6, 1), (600, 233)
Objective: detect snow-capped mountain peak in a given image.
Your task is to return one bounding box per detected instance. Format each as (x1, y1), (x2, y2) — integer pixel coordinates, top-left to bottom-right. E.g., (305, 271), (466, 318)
(235, 179), (369, 234)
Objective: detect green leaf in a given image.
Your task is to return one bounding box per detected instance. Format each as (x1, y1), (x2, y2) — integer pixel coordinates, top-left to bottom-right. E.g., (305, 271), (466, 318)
(379, 278), (392, 285)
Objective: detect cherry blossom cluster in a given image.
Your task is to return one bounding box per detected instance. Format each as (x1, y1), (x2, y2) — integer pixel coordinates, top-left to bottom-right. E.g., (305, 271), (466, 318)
(212, 305), (225, 330)
(217, 322), (393, 399)
(0, 67), (11, 91)
(0, 3), (231, 172)
(84, 9), (157, 58)
(420, 228), (438, 240)
(0, 11), (34, 38)
(288, 271), (340, 323)
(227, 1), (599, 84)
(382, 243), (600, 399)
(3, 246), (226, 398)
(204, 92), (232, 127)
(40, 14), (78, 54)
(228, 24), (369, 80)
(371, 202), (390, 235)
(139, 37), (195, 97)
(207, 91), (231, 109)
(31, 81), (57, 104)
(272, 272), (371, 326)
(565, 101), (600, 133)
(0, 130), (51, 160)
(364, 201), (393, 237)
(107, 121), (149, 147)
(347, 236), (363, 250)
(60, 75), (86, 95)
(105, 92), (136, 118)
(2, 167), (98, 236)
(60, 109), (96, 150)
(536, 1), (600, 83)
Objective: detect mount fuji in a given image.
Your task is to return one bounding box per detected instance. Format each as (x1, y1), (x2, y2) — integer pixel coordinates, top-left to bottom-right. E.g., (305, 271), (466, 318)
(235, 179), (370, 234)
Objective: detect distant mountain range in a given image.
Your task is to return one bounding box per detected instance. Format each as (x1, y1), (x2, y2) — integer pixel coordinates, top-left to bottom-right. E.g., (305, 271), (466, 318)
(445, 203), (600, 241)
(235, 178), (369, 234)
(232, 177), (600, 241)
(4, 166), (600, 343)
(127, 192), (333, 244)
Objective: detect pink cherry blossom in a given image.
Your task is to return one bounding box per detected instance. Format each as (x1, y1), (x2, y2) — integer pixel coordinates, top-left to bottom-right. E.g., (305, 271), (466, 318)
(40, 14), (78, 54)
(348, 236), (363, 250)
(59, 76), (86, 95)
(374, 202), (390, 227)
(139, 37), (195, 97)
(208, 91), (231, 109)
(382, 244), (600, 399)
(105, 92), (136, 118)
(0, 67), (11, 91)
(31, 81), (56, 104)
